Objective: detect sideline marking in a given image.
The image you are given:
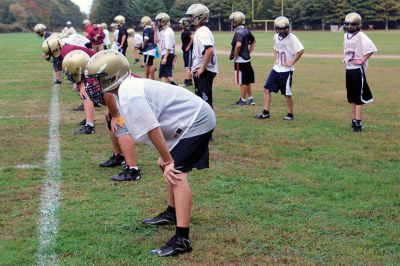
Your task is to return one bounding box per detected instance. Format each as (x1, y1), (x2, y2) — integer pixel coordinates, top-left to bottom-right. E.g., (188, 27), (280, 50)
(36, 81), (62, 265)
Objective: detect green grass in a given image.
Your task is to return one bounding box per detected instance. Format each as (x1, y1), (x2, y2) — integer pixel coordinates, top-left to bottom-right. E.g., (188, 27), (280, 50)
(0, 31), (399, 265)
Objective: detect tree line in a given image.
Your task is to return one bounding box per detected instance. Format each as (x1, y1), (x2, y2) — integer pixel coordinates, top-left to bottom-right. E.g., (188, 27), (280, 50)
(0, 0), (399, 32)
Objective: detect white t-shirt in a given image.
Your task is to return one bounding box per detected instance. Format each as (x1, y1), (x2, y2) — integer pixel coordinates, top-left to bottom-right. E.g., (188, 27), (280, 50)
(192, 26), (218, 73)
(343, 32), (377, 70)
(118, 77), (215, 150)
(133, 33), (143, 49)
(111, 30), (119, 51)
(62, 27), (76, 36)
(103, 29), (110, 46)
(62, 34), (89, 47)
(158, 27), (175, 55)
(272, 33), (304, 72)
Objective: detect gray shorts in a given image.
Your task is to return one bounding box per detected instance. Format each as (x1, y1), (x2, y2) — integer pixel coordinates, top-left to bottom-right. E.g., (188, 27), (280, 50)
(115, 124), (130, 138)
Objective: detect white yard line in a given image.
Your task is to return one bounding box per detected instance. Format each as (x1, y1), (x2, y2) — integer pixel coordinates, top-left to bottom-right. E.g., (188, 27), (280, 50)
(36, 81), (62, 266)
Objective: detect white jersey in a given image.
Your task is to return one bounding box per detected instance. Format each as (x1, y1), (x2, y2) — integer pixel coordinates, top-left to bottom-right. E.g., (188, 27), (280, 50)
(192, 26), (218, 73)
(62, 34), (89, 47)
(133, 33), (143, 49)
(62, 26), (76, 36)
(343, 31), (377, 70)
(111, 30), (119, 51)
(118, 77), (215, 150)
(272, 33), (304, 72)
(158, 27), (175, 55)
(103, 29), (110, 46)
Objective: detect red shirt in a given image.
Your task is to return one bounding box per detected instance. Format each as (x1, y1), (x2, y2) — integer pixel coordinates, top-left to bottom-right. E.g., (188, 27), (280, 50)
(89, 28), (105, 45)
(60, 44), (95, 61)
(85, 25), (92, 37)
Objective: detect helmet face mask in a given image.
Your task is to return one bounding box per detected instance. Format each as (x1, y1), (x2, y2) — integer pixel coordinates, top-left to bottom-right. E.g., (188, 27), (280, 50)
(42, 37), (64, 61)
(179, 18), (190, 29)
(85, 77), (105, 105)
(155, 13), (170, 29)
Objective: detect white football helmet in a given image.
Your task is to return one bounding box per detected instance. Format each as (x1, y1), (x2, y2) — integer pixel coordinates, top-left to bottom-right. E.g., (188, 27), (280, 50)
(62, 50), (90, 83)
(186, 4), (209, 26)
(344, 12), (362, 33)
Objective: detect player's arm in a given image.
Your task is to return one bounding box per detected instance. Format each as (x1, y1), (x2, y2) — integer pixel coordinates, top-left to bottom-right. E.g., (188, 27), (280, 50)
(119, 32), (127, 48)
(142, 36), (149, 49)
(103, 93), (119, 132)
(350, 52), (374, 66)
(185, 34), (194, 52)
(233, 41), (242, 61)
(274, 50), (279, 65)
(194, 46), (213, 77)
(249, 39), (256, 54)
(284, 49), (304, 67)
(147, 127), (182, 185)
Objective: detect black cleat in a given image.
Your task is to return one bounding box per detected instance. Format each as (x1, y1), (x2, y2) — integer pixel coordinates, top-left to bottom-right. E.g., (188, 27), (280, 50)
(233, 98), (247, 106)
(78, 118), (86, 126)
(150, 235), (192, 257)
(255, 112), (270, 119)
(54, 80), (62, 84)
(73, 104), (84, 111)
(143, 210), (175, 226)
(353, 125), (362, 133)
(74, 125), (95, 135)
(110, 166), (141, 181)
(283, 113), (294, 120)
(99, 154), (125, 167)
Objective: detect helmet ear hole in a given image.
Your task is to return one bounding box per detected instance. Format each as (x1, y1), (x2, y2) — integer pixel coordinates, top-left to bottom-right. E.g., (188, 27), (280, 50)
(111, 76), (116, 83)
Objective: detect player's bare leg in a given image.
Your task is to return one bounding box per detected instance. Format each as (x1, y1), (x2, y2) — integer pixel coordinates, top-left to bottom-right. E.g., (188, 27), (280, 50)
(117, 134), (137, 167)
(285, 96), (294, 115)
(172, 173), (191, 227)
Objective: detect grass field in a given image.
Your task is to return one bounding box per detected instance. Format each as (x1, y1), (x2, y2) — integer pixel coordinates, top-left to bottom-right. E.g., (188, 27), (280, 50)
(0, 31), (399, 265)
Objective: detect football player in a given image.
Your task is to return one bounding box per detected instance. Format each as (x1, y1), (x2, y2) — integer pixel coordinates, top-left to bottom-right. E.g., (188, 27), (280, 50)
(41, 36), (96, 134)
(256, 16), (304, 120)
(186, 4), (218, 108)
(154, 13), (178, 85)
(179, 18), (193, 87)
(85, 50), (215, 256)
(62, 50), (142, 181)
(100, 23), (110, 50)
(229, 11), (256, 106)
(140, 16), (156, 79)
(82, 19), (92, 49)
(33, 23), (63, 84)
(343, 12), (377, 132)
(114, 15), (128, 56)
(127, 28), (143, 65)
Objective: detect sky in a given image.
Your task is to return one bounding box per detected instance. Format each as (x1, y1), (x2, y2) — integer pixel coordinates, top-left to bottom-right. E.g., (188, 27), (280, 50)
(70, 0), (93, 14)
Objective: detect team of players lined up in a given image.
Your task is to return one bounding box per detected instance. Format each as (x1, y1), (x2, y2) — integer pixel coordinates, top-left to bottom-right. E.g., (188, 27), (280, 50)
(33, 3), (377, 257)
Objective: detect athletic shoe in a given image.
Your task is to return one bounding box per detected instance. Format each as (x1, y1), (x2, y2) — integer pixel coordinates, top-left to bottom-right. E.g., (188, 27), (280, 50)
(74, 125), (95, 135)
(110, 166), (141, 181)
(150, 234), (192, 257)
(233, 98), (247, 106)
(247, 98), (256, 106)
(99, 154), (125, 167)
(255, 112), (270, 119)
(54, 80), (62, 84)
(78, 118), (86, 126)
(283, 114), (294, 120)
(73, 104), (84, 111)
(143, 210), (175, 225)
(353, 124), (362, 133)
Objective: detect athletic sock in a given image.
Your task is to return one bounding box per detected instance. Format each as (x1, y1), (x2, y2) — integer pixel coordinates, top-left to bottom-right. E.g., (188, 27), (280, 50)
(176, 226), (190, 239)
(262, 110), (269, 115)
(128, 166), (138, 170)
(170, 81), (178, 86)
(248, 96), (254, 101)
(86, 122), (94, 127)
(166, 205), (176, 214)
(286, 113), (294, 118)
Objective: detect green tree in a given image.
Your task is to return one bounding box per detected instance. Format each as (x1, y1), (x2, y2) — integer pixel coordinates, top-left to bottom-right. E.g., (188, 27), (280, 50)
(375, 0), (400, 30)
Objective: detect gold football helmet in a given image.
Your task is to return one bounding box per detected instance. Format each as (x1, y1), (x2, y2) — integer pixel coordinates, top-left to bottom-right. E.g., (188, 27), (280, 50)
(274, 16), (290, 38)
(62, 50), (90, 83)
(155, 13), (170, 26)
(179, 18), (190, 29)
(100, 23), (107, 29)
(229, 11), (245, 28)
(141, 16), (152, 27)
(86, 50), (130, 94)
(344, 12), (362, 33)
(114, 15), (126, 25)
(186, 4), (209, 26)
(41, 36), (65, 60)
(33, 23), (46, 37)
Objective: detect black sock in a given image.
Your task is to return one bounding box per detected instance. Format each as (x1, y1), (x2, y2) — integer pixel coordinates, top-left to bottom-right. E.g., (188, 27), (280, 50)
(166, 205), (176, 214)
(170, 81), (178, 86)
(262, 110), (269, 115)
(176, 226), (190, 239)
(287, 113), (294, 118)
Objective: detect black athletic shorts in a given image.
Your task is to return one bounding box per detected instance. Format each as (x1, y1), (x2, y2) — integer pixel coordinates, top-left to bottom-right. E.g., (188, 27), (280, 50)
(346, 68), (373, 105)
(183, 50), (192, 68)
(264, 69), (293, 96)
(171, 130), (213, 173)
(159, 54), (174, 78)
(234, 62), (255, 85)
(53, 57), (62, 72)
(144, 54), (154, 66)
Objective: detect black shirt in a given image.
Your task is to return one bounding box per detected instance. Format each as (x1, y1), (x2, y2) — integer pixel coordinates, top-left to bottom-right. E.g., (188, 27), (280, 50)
(181, 29), (192, 51)
(118, 24), (129, 48)
(230, 26), (255, 61)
